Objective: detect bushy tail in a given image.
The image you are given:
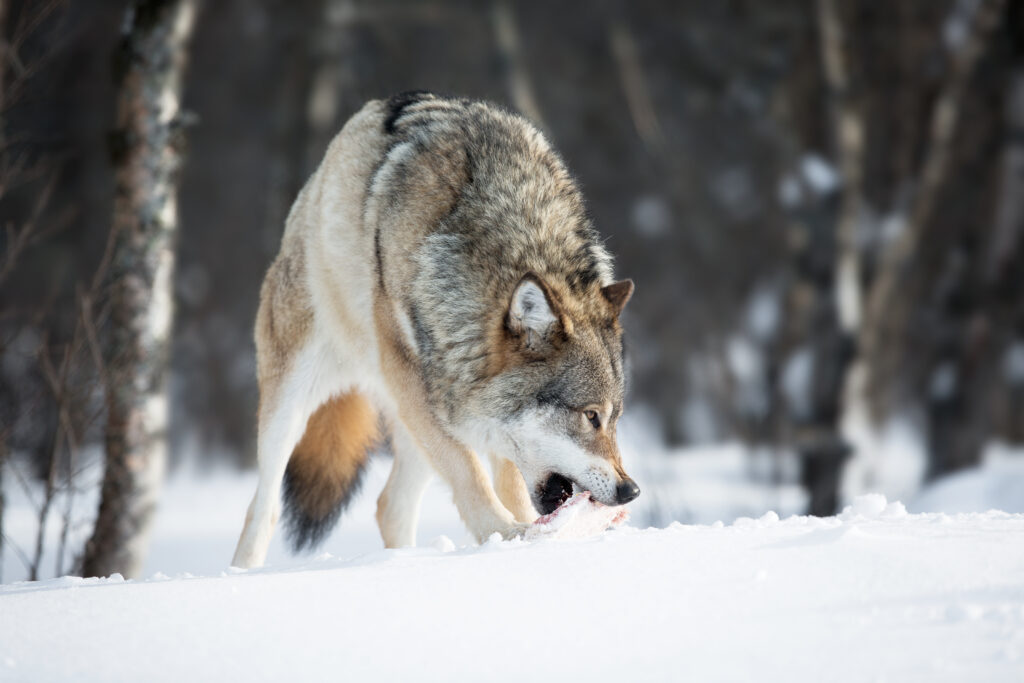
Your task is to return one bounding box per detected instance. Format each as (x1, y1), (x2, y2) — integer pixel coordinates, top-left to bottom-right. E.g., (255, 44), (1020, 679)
(282, 391), (379, 552)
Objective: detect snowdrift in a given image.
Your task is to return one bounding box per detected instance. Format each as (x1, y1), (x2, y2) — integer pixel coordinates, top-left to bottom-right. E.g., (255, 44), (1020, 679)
(3, 494), (1023, 682)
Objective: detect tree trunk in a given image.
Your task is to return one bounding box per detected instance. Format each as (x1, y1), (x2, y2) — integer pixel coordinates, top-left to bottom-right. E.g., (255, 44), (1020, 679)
(0, 439), (6, 584)
(859, 0), (1007, 386)
(836, 0), (1006, 496)
(818, 0), (865, 339)
(81, 0), (197, 579)
(788, 0), (862, 515)
(0, 0), (8, 585)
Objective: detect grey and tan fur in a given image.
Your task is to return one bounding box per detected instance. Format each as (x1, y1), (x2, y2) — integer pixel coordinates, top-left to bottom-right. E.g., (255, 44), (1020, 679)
(232, 92), (639, 568)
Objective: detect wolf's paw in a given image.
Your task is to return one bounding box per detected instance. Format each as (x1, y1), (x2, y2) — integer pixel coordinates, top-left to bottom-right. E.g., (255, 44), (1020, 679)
(481, 522), (533, 545)
(501, 522), (534, 541)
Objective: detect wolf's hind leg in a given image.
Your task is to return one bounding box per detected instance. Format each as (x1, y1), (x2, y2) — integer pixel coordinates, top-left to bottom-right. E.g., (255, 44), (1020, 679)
(232, 397), (309, 568)
(232, 348), (334, 568)
(491, 454), (537, 523)
(376, 422), (434, 548)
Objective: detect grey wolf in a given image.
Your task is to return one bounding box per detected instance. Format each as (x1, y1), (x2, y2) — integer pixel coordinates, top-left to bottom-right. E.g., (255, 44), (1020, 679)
(232, 92), (639, 568)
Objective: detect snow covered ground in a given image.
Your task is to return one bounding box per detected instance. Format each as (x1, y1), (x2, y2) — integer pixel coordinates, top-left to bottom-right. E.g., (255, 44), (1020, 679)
(3, 491), (1024, 682)
(2, 439), (1024, 681)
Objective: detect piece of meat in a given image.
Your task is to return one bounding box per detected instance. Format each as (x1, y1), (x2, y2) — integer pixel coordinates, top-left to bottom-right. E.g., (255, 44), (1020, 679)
(525, 491), (630, 541)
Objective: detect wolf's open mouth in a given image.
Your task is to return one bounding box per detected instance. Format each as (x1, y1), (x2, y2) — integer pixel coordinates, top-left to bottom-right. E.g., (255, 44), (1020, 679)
(539, 473), (575, 515)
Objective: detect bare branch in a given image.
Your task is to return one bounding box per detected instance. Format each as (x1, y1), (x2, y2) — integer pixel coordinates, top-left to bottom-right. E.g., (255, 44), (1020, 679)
(79, 292), (108, 385)
(31, 341), (73, 580)
(491, 0), (544, 127)
(8, 456), (41, 513)
(0, 531), (32, 574)
(608, 19), (664, 152)
(1, 0), (69, 110)
(0, 174), (58, 289)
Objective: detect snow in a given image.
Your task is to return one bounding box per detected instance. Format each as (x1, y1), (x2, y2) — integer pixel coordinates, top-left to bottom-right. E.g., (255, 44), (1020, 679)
(726, 335), (769, 418)
(841, 389), (928, 507)
(3, 436), (1024, 681)
(943, 0), (978, 51)
(800, 153), (839, 194)
(929, 361), (959, 401)
(1004, 341), (1024, 384)
(744, 283), (780, 342)
(781, 345), (814, 419)
(727, 334), (761, 382)
(3, 491), (1024, 682)
(910, 443), (1024, 515)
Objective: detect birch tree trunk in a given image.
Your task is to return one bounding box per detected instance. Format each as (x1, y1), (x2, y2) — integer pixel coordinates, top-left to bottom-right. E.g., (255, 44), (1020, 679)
(786, 0), (863, 516)
(818, 0), (865, 339)
(81, 0), (197, 579)
(0, 0), (8, 585)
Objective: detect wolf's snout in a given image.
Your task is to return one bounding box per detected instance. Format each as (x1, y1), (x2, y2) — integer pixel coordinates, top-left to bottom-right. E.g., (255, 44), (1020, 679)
(615, 478), (640, 505)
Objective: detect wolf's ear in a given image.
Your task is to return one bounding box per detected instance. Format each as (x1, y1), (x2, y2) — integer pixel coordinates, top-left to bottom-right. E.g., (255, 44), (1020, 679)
(508, 274), (564, 351)
(602, 279), (634, 316)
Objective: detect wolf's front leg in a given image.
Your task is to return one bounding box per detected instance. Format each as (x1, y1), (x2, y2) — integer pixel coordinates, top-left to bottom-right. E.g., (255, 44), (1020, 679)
(491, 454), (538, 523)
(399, 411), (529, 543)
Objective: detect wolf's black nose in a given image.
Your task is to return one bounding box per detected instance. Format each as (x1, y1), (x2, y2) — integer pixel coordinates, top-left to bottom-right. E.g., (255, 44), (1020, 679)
(616, 478), (640, 504)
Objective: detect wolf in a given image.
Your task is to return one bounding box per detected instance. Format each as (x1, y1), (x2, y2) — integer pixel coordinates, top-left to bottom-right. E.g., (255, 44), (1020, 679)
(232, 92), (640, 568)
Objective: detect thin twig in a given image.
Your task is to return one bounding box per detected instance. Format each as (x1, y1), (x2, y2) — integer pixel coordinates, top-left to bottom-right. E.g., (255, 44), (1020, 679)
(0, 174), (57, 289)
(0, 531), (32, 573)
(53, 395), (80, 577)
(51, 290), (99, 577)
(31, 342), (73, 580)
(8, 456), (40, 513)
(80, 292), (108, 381)
(1, 0), (69, 110)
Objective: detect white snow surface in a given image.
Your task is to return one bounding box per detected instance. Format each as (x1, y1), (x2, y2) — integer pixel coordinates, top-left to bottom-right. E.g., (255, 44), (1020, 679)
(910, 443), (1024, 515)
(4, 437), (1024, 681)
(3, 465), (1024, 680)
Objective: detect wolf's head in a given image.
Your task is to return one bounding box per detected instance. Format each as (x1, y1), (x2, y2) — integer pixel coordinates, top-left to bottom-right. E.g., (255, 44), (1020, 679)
(470, 272), (639, 515)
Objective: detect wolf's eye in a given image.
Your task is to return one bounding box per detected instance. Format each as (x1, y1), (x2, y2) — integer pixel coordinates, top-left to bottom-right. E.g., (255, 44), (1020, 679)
(584, 410), (601, 430)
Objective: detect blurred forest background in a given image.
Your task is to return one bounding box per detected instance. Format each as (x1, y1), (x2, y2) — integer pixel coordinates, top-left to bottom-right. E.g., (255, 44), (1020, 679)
(1, 0), (1023, 579)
